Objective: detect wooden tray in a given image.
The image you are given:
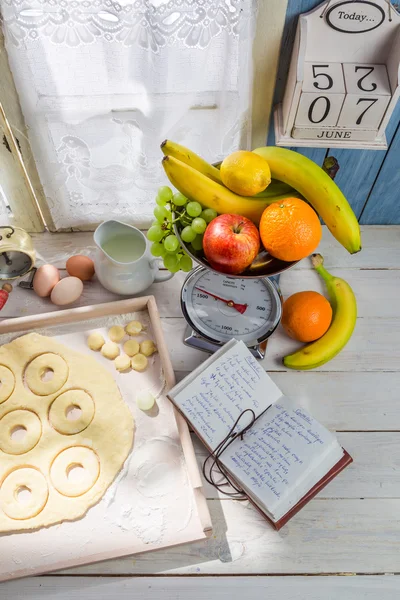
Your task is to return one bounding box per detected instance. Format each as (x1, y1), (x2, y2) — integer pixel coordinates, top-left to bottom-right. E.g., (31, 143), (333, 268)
(0, 296), (212, 582)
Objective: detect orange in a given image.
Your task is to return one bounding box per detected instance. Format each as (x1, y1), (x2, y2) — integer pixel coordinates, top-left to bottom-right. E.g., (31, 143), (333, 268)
(220, 151), (271, 196)
(259, 198), (322, 262)
(281, 291), (332, 342)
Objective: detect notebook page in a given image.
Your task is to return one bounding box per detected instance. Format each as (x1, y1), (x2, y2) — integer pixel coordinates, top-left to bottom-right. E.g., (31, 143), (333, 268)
(169, 340), (282, 449)
(221, 397), (341, 518)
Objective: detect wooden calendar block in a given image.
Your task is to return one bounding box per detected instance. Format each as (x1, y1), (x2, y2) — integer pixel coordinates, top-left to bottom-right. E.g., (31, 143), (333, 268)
(303, 62), (345, 94)
(337, 94), (391, 129)
(342, 63), (391, 96)
(295, 92), (345, 127)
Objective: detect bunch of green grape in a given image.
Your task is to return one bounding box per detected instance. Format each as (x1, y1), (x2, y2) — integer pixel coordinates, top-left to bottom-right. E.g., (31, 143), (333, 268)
(147, 186), (217, 273)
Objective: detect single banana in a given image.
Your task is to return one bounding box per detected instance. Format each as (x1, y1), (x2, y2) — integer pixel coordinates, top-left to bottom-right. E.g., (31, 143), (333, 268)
(253, 147), (362, 254)
(161, 140), (223, 184)
(283, 254), (357, 370)
(162, 155), (282, 224)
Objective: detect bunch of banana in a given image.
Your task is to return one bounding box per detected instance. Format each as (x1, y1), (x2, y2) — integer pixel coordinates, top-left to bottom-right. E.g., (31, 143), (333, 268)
(161, 140), (361, 255)
(283, 254), (357, 370)
(161, 142), (300, 224)
(253, 147), (361, 254)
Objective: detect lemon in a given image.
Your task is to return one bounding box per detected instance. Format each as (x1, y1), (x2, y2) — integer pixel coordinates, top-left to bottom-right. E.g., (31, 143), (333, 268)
(220, 151), (271, 196)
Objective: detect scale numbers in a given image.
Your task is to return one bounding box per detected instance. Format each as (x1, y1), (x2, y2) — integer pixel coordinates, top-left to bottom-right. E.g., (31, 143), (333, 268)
(181, 268), (282, 346)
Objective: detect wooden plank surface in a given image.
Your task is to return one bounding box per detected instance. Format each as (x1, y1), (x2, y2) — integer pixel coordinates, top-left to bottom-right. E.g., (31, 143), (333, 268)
(24, 227), (400, 270)
(3, 576), (400, 599)
(62, 499), (400, 575)
(1, 226), (399, 591)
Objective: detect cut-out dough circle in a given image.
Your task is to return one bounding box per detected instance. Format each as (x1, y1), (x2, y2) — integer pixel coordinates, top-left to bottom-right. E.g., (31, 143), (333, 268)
(0, 410), (42, 455)
(25, 353), (69, 395)
(50, 446), (100, 497)
(0, 365), (15, 404)
(49, 390), (95, 435)
(0, 468), (48, 520)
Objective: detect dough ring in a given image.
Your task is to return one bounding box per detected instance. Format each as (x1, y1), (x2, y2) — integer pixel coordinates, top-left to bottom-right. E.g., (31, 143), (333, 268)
(0, 410), (42, 455)
(0, 468), (48, 520)
(0, 366), (15, 404)
(49, 390), (95, 435)
(25, 353), (69, 396)
(50, 446), (100, 497)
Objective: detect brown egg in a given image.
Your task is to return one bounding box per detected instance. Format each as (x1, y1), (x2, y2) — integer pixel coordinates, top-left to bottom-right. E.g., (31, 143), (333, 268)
(50, 277), (84, 306)
(66, 255), (95, 281)
(33, 265), (60, 298)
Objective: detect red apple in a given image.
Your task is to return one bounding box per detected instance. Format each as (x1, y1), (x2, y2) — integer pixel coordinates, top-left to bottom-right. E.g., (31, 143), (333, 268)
(203, 214), (260, 275)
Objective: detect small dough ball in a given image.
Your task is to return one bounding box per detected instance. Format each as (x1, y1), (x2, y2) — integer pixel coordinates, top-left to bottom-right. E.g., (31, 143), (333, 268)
(124, 340), (140, 357)
(140, 339), (157, 357)
(114, 354), (131, 372)
(126, 320), (143, 336)
(136, 390), (155, 411)
(87, 332), (105, 351)
(131, 353), (148, 372)
(101, 341), (120, 360)
(108, 325), (125, 343)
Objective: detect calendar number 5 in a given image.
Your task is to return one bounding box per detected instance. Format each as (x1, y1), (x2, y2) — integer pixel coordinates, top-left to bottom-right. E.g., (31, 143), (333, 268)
(312, 65), (334, 90)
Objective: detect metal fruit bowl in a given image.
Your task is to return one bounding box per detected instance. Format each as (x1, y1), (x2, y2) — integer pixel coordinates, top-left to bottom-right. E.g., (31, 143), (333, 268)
(173, 216), (299, 279)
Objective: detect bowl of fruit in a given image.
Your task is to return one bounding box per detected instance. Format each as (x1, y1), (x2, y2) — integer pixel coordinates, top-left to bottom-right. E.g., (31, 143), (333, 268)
(146, 141), (362, 277)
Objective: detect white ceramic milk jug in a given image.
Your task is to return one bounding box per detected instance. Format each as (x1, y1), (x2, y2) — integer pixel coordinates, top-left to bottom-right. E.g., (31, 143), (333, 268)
(94, 220), (173, 295)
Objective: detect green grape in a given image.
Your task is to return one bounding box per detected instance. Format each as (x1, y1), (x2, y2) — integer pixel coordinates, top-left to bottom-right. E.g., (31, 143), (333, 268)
(191, 234), (204, 251)
(181, 226), (196, 243)
(153, 205), (168, 222)
(173, 192), (188, 207)
(201, 208), (218, 223)
(164, 254), (179, 272)
(147, 224), (163, 242)
(156, 194), (167, 207)
(191, 217), (207, 234)
(157, 186), (173, 203)
(164, 207), (173, 222)
(180, 254), (193, 272)
(186, 201), (202, 218)
(150, 242), (165, 257)
(163, 234), (179, 253)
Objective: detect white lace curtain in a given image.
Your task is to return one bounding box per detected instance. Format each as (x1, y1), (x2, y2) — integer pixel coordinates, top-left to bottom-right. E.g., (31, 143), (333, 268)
(1, 0), (256, 229)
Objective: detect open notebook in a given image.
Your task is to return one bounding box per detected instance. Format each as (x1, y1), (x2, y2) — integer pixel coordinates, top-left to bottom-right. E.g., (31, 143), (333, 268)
(167, 339), (352, 529)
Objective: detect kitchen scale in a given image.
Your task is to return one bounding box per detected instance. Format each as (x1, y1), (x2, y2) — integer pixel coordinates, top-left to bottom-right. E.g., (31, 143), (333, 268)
(180, 267), (283, 359)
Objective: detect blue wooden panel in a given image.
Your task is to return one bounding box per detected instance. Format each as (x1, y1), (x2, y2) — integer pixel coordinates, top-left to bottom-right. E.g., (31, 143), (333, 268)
(360, 119), (400, 224)
(327, 101), (400, 219)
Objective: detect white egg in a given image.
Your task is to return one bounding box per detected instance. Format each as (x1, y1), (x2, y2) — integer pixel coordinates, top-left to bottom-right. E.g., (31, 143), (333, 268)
(50, 277), (83, 306)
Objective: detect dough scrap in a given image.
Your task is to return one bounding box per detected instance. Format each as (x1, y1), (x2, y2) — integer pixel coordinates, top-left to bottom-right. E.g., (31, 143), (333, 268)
(0, 333), (134, 533)
(140, 340), (157, 357)
(125, 320), (142, 336)
(123, 340), (139, 357)
(136, 390), (155, 411)
(101, 342), (120, 360)
(108, 326), (125, 343)
(87, 332), (105, 351)
(131, 353), (148, 372)
(114, 355), (131, 372)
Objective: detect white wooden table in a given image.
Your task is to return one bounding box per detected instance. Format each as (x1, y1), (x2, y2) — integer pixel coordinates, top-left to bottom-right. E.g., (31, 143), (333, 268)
(2, 226), (400, 598)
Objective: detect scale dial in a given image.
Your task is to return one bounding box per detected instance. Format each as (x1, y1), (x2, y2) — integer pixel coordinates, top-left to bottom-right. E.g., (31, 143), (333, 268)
(181, 267), (282, 347)
(0, 251), (33, 280)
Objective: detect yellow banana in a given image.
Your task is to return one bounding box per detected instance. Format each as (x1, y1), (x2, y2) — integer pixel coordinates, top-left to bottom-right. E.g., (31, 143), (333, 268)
(283, 254), (357, 370)
(161, 140), (223, 184)
(161, 139), (298, 199)
(162, 155), (283, 224)
(253, 147), (361, 254)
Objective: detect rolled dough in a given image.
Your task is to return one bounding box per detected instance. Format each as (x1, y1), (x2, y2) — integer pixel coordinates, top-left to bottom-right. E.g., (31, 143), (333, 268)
(0, 333), (134, 533)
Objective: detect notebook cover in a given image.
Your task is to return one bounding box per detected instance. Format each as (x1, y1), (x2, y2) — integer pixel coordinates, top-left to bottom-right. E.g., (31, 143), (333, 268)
(167, 394), (353, 530)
